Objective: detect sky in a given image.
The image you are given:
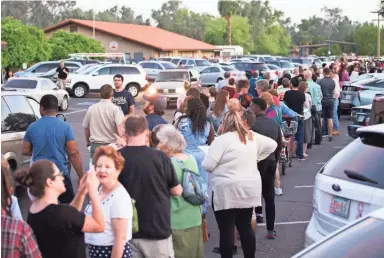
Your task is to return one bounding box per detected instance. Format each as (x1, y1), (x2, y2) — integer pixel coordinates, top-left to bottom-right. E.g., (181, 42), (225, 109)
(74, 0), (382, 25)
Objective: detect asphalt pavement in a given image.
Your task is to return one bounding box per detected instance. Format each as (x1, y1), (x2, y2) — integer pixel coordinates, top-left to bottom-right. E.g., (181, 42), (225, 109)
(18, 93), (354, 258)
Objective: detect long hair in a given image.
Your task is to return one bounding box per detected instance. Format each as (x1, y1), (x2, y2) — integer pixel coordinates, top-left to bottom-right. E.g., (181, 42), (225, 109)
(1, 164), (14, 216)
(220, 111), (253, 144)
(179, 98), (208, 136)
(212, 90), (228, 117)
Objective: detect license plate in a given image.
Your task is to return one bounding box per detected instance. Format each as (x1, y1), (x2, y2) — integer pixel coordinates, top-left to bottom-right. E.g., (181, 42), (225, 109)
(344, 94), (352, 101)
(357, 115), (365, 122)
(168, 89), (176, 93)
(329, 196), (351, 218)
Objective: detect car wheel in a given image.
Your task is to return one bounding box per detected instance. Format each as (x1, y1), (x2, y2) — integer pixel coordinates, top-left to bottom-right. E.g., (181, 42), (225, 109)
(73, 84), (86, 98)
(217, 77), (223, 83)
(59, 96), (69, 111)
(126, 83), (140, 98)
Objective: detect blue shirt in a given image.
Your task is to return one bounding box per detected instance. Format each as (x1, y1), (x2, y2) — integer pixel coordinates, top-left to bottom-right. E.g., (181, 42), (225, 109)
(249, 78), (257, 97)
(146, 114), (168, 131)
(24, 116), (75, 175)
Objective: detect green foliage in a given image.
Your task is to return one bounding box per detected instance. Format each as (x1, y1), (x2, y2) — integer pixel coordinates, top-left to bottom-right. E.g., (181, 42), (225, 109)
(217, 0), (241, 18)
(313, 44), (342, 56)
(253, 25), (291, 56)
(48, 30), (104, 60)
(1, 17), (51, 68)
(353, 25), (384, 56)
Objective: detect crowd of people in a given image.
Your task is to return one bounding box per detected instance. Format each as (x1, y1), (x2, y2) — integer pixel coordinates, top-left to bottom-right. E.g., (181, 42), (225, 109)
(1, 57), (358, 258)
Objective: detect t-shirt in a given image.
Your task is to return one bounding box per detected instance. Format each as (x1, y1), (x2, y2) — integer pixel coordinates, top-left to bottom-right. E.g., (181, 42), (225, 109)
(146, 114), (168, 131)
(170, 156), (202, 230)
(82, 100), (125, 144)
(27, 204), (86, 258)
(222, 86), (237, 99)
(118, 146), (179, 240)
(85, 185), (133, 246)
(24, 116), (74, 175)
(56, 67), (69, 80)
(283, 90), (306, 115)
(317, 77), (335, 101)
(112, 90), (135, 116)
(248, 78), (257, 97)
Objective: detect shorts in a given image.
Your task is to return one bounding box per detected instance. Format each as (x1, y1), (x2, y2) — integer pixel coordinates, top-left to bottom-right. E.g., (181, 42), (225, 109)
(321, 100), (334, 119)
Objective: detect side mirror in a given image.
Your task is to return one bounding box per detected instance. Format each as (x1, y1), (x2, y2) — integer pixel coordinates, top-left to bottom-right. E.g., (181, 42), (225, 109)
(56, 114), (66, 122)
(92, 72), (99, 76)
(191, 77), (197, 82)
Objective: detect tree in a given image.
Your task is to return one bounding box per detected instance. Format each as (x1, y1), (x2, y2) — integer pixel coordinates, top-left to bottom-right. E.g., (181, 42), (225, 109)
(313, 44), (342, 56)
(48, 30), (104, 60)
(353, 25), (384, 56)
(379, 0), (384, 16)
(253, 25), (291, 55)
(1, 17), (51, 68)
(217, 0), (241, 45)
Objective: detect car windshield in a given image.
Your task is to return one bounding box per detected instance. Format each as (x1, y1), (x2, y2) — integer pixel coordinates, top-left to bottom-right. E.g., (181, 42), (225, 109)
(156, 71), (188, 82)
(3, 79), (37, 89)
(222, 67), (235, 71)
(171, 59), (181, 65)
(78, 65), (100, 74)
(159, 58), (172, 62)
(196, 60), (211, 66)
(281, 62), (294, 68)
(161, 62), (177, 69)
(264, 56), (276, 61)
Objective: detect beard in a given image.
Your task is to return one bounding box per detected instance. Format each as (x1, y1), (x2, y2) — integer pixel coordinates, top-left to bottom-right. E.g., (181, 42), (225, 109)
(143, 105), (150, 115)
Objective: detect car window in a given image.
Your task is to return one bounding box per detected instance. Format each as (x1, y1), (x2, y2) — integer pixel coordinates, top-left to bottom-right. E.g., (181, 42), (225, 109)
(1, 98), (13, 132)
(201, 68), (212, 74)
(179, 59), (187, 65)
(373, 80), (384, 88)
(210, 67), (220, 73)
(118, 67), (140, 75)
(187, 60), (195, 66)
(298, 217), (384, 258)
(96, 67), (110, 75)
(26, 97), (41, 119)
(156, 71), (189, 82)
(3, 79), (38, 89)
(291, 59), (301, 63)
(153, 63), (163, 70)
(320, 137), (384, 189)
(281, 62), (295, 68)
(2, 95), (37, 132)
(41, 80), (49, 90)
(161, 62), (177, 69)
(234, 63), (245, 70)
(249, 63), (268, 71)
(34, 63), (58, 73)
(140, 63), (152, 69)
(222, 67), (235, 71)
(170, 59), (180, 65)
(64, 62), (81, 68)
(196, 60), (211, 66)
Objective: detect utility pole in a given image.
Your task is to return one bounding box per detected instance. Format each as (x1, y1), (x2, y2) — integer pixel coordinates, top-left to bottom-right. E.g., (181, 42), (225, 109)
(371, 10), (384, 57)
(92, 5), (96, 39)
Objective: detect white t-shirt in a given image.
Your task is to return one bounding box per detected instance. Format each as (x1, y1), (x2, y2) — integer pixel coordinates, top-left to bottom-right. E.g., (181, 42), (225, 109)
(85, 185), (133, 246)
(303, 93), (312, 120)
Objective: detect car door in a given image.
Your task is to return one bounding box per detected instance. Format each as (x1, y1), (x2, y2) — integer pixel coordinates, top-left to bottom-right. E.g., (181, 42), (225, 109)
(88, 67), (112, 90)
(200, 67), (212, 85)
(141, 62), (155, 79)
(2, 95), (39, 168)
(153, 63), (164, 77)
(208, 67), (221, 84)
(40, 79), (59, 101)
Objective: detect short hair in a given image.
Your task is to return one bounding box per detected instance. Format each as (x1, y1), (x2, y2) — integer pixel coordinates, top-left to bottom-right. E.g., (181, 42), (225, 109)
(100, 84), (113, 99)
(329, 63), (335, 70)
(113, 74), (124, 82)
(304, 70), (313, 80)
(208, 86), (217, 98)
(256, 79), (269, 92)
(124, 115), (148, 137)
(268, 89), (278, 97)
(241, 110), (256, 128)
(282, 78), (290, 88)
(252, 71), (259, 78)
(40, 94), (58, 111)
(298, 81), (308, 93)
(156, 124), (186, 153)
(228, 77), (235, 85)
(251, 97), (267, 111)
(150, 124), (165, 148)
(322, 63), (327, 68)
(263, 72), (271, 80)
(290, 76), (301, 88)
(237, 79), (249, 89)
(260, 92), (274, 106)
(94, 146), (125, 173)
(224, 71), (231, 79)
(323, 67), (331, 76)
(186, 87), (200, 99)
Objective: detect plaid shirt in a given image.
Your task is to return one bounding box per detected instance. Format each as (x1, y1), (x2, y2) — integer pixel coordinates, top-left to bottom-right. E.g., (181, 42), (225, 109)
(1, 213), (42, 258)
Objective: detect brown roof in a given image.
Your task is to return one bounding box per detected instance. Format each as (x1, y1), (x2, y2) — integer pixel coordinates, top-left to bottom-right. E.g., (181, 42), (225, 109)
(44, 19), (216, 51)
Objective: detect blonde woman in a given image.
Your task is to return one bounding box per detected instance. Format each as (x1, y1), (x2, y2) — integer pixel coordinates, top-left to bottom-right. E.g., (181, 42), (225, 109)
(202, 111), (277, 258)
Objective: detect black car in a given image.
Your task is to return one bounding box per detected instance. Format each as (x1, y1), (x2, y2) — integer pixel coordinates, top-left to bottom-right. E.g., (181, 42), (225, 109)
(231, 62), (269, 79)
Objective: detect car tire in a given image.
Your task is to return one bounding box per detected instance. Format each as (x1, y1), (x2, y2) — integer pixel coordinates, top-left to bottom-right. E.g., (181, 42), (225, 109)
(126, 83), (140, 98)
(217, 77), (223, 83)
(59, 96), (69, 111)
(73, 84), (87, 98)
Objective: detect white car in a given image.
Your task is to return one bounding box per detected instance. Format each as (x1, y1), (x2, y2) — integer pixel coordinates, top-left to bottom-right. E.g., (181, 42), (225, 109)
(3, 77), (70, 111)
(305, 124), (384, 247)
(66, 64), (148, 98)
(200, 66), (246, 86)
(139, 61), (177, 81)
(295, 208), (384, 257)
(266, 64), (284, 78)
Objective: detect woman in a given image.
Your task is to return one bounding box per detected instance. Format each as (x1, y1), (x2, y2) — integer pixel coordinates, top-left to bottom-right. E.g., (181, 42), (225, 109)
(222, 78), (237, 98)
(260, 92), (283, 127)
(4, 70), (13, 83)
(85, 146), (133, 258)
(155, 125), (204, 258)
(208, 90), (229, 131)
(176, 98), (214, 214)
(338, 64), (350, 87)
(15, 160), (105, 258)
(298, 81), (312, 157)
(236, 80), (253, 109)
(173, 96), (193, 125)
(202, 111), (277, 258)
(1, 164), (42, 258)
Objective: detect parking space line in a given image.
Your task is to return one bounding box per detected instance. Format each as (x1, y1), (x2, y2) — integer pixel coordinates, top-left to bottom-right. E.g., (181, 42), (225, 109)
(294, 185), (314, 188)
(258, 220), (310, 226)
(334, 146), (345, 149)
(316, 162), (326, 165)
(64, 109), (87, 115)
(66, 108), (85, 111)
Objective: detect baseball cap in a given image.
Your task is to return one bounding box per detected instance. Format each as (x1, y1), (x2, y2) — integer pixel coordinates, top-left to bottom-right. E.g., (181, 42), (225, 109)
(143, 93), (167, 112)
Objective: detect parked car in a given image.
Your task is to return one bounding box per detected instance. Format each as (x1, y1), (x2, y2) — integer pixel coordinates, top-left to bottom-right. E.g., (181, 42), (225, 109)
(139, 61), (177, 81)
(73, 63), (100, 74)
(266, 64), (284, 78)
(231, 62), (269, 79)
(147, 69), (200, 104)
(38, 67), (79, 84)
(304, 123), (384, 247)
(266, 60), (295, 73)
(65, 59), (100, 65)
(3, 78), (69, 111)
(249, 55), (277, 62)
(14, 61), (82, 78)
(340, 76), (384, 110)
(199, 66), (246, 86)
(66, 64), (148, 98)
(295, 208), (384, 258)
(1, 90), (68, 174)
(178, 58), (212, 71)
(279, 57), (311, 68)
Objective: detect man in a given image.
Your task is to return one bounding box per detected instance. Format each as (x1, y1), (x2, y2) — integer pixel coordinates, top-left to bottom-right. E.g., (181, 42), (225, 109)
(305, 70), (323, 145)
(249, 98), (281, 239)
(248, 71), (259, 97)
(22, 95), (82, 203)
(283, 76), (306, 160)
(277, 77), (291, 100)
(256, 79), (280, 107)
(112, 74), (135, 116)
(56, 61), (69, 90)
(317, 68), (335, 141)
(82, 84), (125, 161)
(292, 68), (299, 77)
(143, 93), (168, 131)
(215, 71), (230, 91)
(118, 115), (182, 258)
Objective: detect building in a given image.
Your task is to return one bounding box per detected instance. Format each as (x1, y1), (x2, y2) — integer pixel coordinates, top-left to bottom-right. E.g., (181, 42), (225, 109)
(215, 45), (244, 57)
(44, 19), (216, 60)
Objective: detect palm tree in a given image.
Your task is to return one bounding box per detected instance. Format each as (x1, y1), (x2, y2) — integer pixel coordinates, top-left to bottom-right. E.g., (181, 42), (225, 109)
(218, 0), (241, 45)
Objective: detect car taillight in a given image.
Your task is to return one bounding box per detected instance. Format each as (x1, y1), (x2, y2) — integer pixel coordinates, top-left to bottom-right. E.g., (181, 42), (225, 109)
(145, 72), (148, 81)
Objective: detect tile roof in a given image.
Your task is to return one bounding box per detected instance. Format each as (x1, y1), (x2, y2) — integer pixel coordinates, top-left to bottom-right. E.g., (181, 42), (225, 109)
(44, 19), (216, 51)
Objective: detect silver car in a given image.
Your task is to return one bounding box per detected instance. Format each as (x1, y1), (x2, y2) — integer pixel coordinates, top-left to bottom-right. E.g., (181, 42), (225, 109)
(139, 61), (177, 81)
(200, 66), (246, 86)
(178, 58), (212, 71)
(3, 78), (70, 111)
(14, 61), (82, 77)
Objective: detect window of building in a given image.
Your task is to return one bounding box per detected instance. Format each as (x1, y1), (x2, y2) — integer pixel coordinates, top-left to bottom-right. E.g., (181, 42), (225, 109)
(70, 24), (77, 33)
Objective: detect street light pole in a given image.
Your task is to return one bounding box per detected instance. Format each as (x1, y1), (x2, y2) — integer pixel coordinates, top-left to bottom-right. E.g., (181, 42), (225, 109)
(371, 10), (384, 57)
(92, 6), (96, 39)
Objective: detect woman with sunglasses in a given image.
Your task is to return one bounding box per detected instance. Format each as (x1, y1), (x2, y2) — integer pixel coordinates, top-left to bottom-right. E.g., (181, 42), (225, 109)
(15, 160), (105, 258)
(85, 146), (133, 258)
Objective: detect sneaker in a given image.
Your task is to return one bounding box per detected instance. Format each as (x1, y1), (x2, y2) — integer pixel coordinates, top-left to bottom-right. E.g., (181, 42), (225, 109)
(212, 246), (238, 255)
(329, 136), (333, 142)
(297, 157), (305, 161)
(304, 153), (308, 157)
(256, 214), (264, 223)
(275, 187), (283, 195)
(265, 230), (277, 240)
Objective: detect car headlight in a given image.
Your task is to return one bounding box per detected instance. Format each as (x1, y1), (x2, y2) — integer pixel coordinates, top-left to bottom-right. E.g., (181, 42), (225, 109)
(148, 87), (157, 95)
(176, 87), (185, 93)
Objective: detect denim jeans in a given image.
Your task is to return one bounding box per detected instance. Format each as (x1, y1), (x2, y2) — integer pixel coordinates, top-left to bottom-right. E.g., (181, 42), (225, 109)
(333, 98), (339, 131)
(295, 119), (304, 159)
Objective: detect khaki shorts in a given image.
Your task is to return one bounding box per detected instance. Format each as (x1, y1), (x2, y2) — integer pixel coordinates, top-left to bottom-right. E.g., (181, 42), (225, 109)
(130, 236), (173, 258)
(57, 79), (66, 90)
(172, 226), (204, 258)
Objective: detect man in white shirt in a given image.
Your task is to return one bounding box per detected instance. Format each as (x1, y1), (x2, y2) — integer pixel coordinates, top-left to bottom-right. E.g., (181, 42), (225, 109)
(215, 71), (231, 91)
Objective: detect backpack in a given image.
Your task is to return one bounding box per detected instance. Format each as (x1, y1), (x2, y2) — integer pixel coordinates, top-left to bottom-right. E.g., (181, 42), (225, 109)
(173, 158), (208, 206)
